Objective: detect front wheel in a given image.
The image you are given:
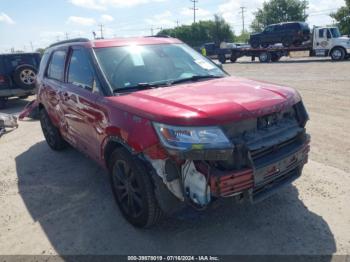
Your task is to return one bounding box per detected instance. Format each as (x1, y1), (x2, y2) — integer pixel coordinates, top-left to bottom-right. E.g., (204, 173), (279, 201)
(109, 148), (163, 228)
(330, 47), (345, 61)
(40, 108), (67, 151)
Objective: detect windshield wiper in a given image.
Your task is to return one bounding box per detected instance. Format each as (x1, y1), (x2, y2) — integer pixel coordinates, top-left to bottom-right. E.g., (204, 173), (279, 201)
(113, 82), (168, 94)
(169, 75), (224, 85)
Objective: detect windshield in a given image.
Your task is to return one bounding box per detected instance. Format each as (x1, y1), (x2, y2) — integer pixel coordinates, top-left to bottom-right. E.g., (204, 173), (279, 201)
(330, 28), (341, 38)
(94, 43), (226, 92)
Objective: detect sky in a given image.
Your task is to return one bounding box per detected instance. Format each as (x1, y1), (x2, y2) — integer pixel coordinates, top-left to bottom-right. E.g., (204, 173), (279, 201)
(0, 0), (346, 53)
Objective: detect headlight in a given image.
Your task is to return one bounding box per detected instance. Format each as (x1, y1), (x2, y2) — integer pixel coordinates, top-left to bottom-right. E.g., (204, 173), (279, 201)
(153, 123), (232, 151)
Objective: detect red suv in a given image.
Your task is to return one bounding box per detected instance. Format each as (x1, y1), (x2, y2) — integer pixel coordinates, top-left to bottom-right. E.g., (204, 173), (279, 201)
(37, 37), (310, 228)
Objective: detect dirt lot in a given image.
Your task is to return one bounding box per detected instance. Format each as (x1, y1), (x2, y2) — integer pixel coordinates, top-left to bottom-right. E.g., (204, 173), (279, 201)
(0, 57), (349, 256)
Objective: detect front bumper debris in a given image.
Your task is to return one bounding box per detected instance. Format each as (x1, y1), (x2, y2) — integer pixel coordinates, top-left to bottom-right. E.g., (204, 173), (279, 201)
(0, 113), (18, 137)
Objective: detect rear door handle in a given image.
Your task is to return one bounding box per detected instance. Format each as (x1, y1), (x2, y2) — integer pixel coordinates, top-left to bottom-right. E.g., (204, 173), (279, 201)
(63, 92), (70, 101)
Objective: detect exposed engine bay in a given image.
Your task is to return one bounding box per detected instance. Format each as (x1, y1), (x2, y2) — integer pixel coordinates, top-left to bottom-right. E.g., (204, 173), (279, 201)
(146, 101), (310, 209)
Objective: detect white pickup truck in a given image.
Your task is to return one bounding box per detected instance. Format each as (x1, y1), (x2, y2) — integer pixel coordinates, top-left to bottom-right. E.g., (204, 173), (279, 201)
(312, 26), (350, 61)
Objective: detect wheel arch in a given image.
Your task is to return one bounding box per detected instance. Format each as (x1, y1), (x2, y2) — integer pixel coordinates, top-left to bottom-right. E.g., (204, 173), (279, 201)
(103, 136), (134, 170)
(329, 46), (346, 56)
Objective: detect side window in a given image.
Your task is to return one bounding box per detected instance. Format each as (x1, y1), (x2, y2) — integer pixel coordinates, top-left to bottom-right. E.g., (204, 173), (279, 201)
(47, 50), (66, 81)
(68, 49), (94, 90)
(274, 25), (282, 32)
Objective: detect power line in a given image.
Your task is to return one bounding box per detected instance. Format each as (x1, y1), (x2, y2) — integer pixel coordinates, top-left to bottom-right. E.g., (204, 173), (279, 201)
(239, 6), (246, 33)
(190, 0), (198, 24)
(99, 24), (104, 39)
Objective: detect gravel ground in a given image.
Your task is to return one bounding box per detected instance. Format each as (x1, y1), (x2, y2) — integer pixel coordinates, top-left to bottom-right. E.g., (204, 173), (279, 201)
(0, 57), (349, 256)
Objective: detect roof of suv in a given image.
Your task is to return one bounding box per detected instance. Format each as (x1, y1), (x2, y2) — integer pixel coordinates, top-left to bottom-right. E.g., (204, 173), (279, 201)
(49, 37), (183, 50)
(0, 52), (40, 57)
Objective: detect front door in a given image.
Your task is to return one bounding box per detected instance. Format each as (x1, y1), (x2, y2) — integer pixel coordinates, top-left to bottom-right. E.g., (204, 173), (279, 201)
(313, 28), (331, 56)
(60, 46), (104, 161)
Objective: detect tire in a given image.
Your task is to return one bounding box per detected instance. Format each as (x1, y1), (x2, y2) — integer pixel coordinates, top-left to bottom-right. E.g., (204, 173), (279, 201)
(251, 39), (260, 49)
(271, 53), (281, 62)
(259, 52), (271, 63)
(230, 55), (237, 63)
(109, 148), (163, 228)
(0, 98), (7, 109)
(293, 40), (302, 47)
(13, 64), (37, 90)
(218, 54), (226, 64)
(40, 108), (67, 150)
(282, 37), (292, 48)
(261, 43), (269, 48)
(330, 47), (346, 61)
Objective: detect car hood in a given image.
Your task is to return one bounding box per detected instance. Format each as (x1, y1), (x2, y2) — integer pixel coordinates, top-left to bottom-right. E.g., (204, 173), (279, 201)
(107, 76), (301, 126)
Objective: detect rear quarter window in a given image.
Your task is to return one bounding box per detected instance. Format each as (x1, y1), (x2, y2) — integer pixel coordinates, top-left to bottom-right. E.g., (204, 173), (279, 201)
(47, 50), (66, 81)
(283, 23), (300, 30)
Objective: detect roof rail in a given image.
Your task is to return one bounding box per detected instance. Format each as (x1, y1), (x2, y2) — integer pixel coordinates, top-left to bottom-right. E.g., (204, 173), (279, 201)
(146, 35), (171, 38)
(49, 38), (90, 48)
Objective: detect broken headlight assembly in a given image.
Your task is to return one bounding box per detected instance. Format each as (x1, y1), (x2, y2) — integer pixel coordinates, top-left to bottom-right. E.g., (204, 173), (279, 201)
(153, 123), (232, 151)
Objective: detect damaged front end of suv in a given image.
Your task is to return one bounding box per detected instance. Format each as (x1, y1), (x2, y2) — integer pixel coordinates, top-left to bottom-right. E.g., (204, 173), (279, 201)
(143, 100), (309, 212)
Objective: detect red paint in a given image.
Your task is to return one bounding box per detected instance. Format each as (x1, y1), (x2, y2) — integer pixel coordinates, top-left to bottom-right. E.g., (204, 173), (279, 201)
(106, 76), (300, 126)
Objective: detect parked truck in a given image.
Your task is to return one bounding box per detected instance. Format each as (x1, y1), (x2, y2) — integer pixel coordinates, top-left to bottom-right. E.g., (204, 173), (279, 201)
(217, 26), (350, 63)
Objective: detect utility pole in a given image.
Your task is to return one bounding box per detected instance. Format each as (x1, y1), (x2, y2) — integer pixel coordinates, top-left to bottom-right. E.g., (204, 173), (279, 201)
(176, 20), (179, 27)
(239, 7), (246, 33)
(65, 32), (69, 40)
(99, 24), (104, 39)
(190, 0), (198, 24)
(151, 26), (154, 36)
(30, 41), (34, 52)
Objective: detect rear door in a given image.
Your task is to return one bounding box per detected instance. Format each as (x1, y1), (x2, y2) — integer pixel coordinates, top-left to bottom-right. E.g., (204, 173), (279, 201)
(60, 46), (103, 160)
(42, 49), (68, 130)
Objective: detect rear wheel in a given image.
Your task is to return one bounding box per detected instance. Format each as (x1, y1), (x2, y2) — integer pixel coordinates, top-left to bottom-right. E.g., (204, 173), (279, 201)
(109, 148), (163, 228)
(259, 52), (271, 63)
(271, 53), (281, 62)
(40, 108), (67, 150)
(250, 39), (260, 49)
(330, 47), (345, 61)
(230, 54), (237, 63)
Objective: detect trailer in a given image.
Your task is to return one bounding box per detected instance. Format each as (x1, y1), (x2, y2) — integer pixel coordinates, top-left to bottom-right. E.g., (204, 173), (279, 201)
(217, 26), (350, 63)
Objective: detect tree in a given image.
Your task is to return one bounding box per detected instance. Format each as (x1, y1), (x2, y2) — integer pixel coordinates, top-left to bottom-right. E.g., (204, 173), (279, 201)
(36, 48), (46, 55)
(251, 0), (308, 32)
(158, 15), (235, 47)
(235, 32), (250, 43)
(331, 0), (350, 35)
